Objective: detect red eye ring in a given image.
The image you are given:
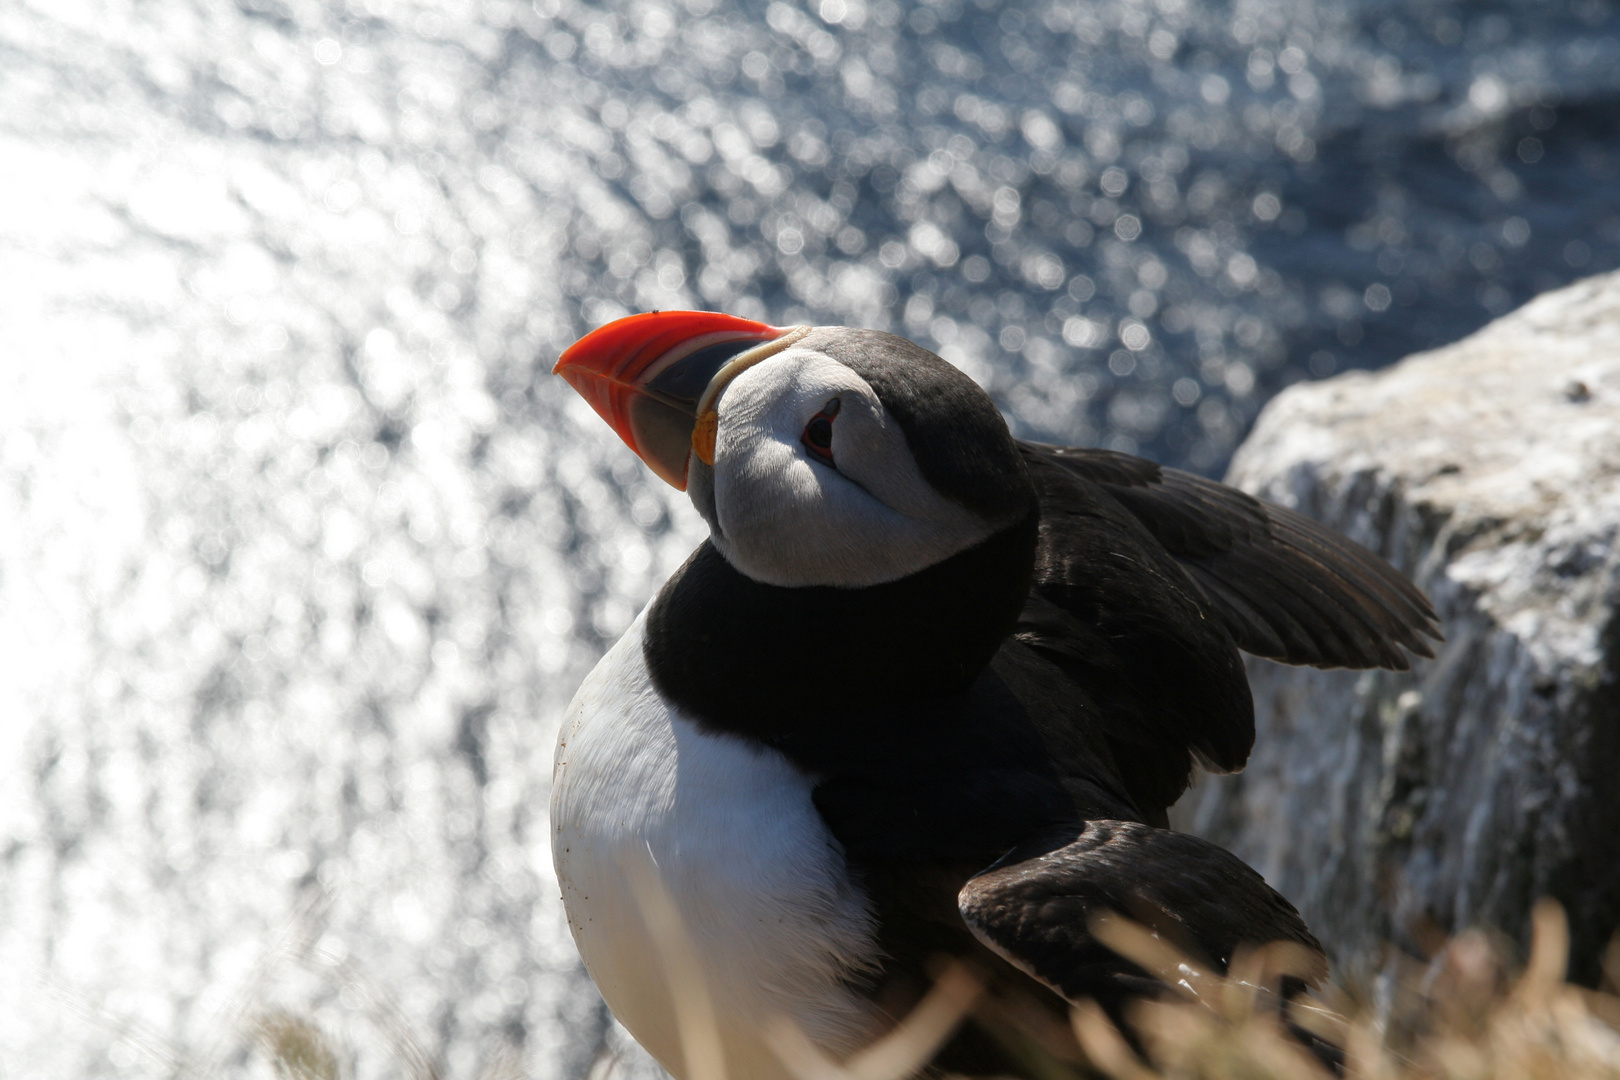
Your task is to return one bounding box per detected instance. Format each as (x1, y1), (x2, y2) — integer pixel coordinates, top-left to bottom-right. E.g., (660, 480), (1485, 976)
(801, 397), (840, 464)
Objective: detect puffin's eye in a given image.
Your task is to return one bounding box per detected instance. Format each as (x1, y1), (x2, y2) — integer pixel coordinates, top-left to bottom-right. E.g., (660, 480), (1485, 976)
(801, 397), (840, 464)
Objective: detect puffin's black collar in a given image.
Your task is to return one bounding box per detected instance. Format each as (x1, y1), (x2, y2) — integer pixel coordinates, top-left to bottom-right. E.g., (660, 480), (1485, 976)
(643, 509), (1039, 743)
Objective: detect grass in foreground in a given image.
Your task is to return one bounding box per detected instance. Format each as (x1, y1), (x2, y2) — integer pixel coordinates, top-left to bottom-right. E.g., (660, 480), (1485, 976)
(761, 900), (1620, 1080)
(1060, 901), (1620, 1080)
(80, 895), (1620, 1079)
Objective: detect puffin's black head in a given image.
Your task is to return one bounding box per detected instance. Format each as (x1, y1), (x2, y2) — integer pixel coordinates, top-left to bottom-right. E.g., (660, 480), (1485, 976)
(557, 312), (1034, 587)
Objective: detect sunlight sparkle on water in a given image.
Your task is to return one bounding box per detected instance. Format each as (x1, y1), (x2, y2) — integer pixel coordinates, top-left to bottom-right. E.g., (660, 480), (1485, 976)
(1, 0), (1618, 1075)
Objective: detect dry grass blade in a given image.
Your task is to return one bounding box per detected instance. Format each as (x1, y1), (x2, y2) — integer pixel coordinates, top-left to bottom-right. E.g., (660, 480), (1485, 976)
(1070, 1000), (1156, 1080)
(1228, 939), (1333, 994)
(623, 852), (729, 1080)
(764, 964), (982, 1080)
(1135, 995), (1334, 1080)
(1088, 912), (1216, 1002)
(843, 964), (981, 1080)
(253, 1010), (343, 1080)
(206, 889), (335, 1066)
(768, 904), (1618, 1080)
(1076, 914), (1346, 1080)
(1416, 901), (1620, 1080)
(1519, 899), (1573, 1008)
(1342, 1021), (1404, 1080)
(214, 896), (1618, 1080)
(51, 890), (1620, 1080)
(311, 945), (441, 1080)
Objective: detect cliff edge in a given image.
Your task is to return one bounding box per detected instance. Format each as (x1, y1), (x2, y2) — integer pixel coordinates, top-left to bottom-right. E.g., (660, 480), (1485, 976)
(1176, 270), (1620, 984)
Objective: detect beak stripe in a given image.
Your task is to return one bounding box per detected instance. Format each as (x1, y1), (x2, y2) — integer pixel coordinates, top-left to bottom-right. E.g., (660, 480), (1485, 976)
(690, 326), (813, 466)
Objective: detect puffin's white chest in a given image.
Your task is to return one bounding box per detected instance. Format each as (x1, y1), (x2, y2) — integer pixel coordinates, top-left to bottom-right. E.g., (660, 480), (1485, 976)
(551, 609), (878, 1080)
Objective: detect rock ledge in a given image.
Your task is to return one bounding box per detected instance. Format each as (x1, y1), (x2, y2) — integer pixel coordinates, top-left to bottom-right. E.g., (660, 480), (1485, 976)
(1176, 270), (1620, 983)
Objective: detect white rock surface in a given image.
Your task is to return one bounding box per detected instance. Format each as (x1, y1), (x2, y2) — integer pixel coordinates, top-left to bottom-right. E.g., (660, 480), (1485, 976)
(1176, 270), (1620, 984)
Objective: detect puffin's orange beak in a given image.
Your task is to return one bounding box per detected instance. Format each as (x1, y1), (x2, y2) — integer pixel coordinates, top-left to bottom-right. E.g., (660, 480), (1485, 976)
(554, 311), (795, 489)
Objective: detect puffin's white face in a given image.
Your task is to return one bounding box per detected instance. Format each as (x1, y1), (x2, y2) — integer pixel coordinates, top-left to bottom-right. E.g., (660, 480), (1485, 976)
(685, 347), (1000, 588)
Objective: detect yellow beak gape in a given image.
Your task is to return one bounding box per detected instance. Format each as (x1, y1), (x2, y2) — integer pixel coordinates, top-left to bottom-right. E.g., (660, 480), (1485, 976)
(690, 326), (813, 466)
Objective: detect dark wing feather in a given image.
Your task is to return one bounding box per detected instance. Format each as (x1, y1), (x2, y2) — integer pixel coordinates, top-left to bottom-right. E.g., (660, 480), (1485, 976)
(958, 820), (1327, 1009)
(1017, 450), (1254, 809)
(1023, 443), (1441, 669)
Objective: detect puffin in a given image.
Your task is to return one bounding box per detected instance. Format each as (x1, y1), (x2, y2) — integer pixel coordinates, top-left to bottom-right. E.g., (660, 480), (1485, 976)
(549, 311), (1438, 1079)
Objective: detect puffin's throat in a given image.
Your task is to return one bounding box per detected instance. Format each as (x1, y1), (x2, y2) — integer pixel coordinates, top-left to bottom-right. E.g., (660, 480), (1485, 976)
(642, 510), (1040, 743)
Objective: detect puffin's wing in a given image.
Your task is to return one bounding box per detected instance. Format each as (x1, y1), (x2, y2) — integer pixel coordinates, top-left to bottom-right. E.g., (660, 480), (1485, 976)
(958, 820), (1327, 1007)
(1014, 449), (1255, 806)
(1020, 443), (1440, 671)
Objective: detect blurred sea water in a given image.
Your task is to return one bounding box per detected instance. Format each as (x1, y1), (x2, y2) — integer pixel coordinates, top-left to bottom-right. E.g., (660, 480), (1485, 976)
(1, 0), (1618, 1076)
